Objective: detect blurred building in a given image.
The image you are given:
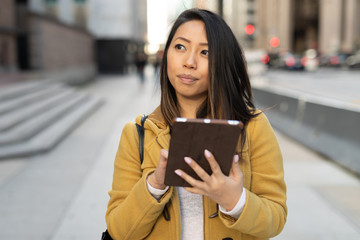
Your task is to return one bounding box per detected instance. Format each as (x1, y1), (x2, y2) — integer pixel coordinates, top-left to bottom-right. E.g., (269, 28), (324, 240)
(0, 0), (18, 72)
(0, 0), (96, 84)
(195, 0), (360, 55)
(88, 0), (147, 74)
(255, 0), (294, 52)
(0, 0), (149, 82)
(194, 0), (270, 49)
(255, 0), (360, 55)
(319, 0), (360, 54)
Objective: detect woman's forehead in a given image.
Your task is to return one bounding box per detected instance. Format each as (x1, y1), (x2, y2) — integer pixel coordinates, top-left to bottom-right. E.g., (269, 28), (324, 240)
(173, 20), (208, 42)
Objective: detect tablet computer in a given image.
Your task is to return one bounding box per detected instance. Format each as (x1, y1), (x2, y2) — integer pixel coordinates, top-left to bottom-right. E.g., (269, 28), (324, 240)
(164, 118), (243, 187)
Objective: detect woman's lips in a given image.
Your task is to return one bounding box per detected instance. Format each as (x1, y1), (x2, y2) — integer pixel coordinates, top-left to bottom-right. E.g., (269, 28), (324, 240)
(177, 74), (198, 84)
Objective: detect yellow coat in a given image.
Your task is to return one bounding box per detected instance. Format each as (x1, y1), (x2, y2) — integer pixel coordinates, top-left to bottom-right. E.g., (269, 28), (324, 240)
(106, 107), (287, 240)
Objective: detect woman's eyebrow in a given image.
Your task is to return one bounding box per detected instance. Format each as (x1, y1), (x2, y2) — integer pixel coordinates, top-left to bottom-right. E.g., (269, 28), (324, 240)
(175, 37), (208, 46)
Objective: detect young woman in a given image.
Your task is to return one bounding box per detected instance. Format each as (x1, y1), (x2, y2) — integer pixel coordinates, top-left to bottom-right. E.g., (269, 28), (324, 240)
(106, 9), (287, 240)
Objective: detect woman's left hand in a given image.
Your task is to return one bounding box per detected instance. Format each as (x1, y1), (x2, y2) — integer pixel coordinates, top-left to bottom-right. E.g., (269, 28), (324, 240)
(174, 149), (244, 211)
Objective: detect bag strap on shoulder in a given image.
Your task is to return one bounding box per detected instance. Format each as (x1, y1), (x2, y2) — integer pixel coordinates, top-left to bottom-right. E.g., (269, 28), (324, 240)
(136, 114), (148, 164)
(135, 114), (170, 221)
(101, 115), (149, 240)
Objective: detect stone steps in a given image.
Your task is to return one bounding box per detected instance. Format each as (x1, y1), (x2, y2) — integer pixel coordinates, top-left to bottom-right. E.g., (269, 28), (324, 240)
(0, 81), (103, 159)
(0, 84), (63, 115)
(0, 79), (55, 101)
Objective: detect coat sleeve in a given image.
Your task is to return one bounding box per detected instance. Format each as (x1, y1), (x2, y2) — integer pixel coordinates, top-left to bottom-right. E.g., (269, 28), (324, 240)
(219, 112), (287, 238)
(105, 122), (173, 240)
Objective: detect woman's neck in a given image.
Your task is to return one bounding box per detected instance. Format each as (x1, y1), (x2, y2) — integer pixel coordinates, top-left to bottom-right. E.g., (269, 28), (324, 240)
(177, 96), (206, 119)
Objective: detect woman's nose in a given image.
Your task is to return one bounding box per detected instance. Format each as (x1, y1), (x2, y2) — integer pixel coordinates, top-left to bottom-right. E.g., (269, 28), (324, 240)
(184, 52), (197, 69)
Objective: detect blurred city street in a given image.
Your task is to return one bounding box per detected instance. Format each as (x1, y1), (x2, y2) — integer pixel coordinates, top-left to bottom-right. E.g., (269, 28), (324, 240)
(255, 68), (360, 104)
(1, 0), (360, 239)
(0, 67), (359, 239)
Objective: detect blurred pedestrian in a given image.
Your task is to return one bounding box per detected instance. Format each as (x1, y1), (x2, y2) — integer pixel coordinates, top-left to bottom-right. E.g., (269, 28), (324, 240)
(105, 8), (287, 240)
(135, 52), (147, 85)
(153, 49), (164, 84)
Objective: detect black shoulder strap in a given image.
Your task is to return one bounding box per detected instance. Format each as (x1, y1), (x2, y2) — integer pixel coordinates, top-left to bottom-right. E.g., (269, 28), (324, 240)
(135, 115), (171, 221)
(101, 115), (148, 240)
(136, 114), (148, 164)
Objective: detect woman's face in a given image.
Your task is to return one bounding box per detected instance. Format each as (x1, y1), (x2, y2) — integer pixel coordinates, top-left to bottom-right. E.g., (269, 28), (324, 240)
(167, 20), (209, 103)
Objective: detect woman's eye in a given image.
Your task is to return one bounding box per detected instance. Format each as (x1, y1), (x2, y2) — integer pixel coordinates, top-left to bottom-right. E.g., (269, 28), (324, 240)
(201, 50), (209, 56)
(175, 44), (185, 50)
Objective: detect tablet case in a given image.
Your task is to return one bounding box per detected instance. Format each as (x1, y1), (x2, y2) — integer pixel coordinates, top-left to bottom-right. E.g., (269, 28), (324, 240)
(164, 118), (243, 187)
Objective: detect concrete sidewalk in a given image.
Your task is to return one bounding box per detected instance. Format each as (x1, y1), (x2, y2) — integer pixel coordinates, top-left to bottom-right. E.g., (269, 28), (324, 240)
(275, 133), (360, 239)
(0, 72), (359, 239)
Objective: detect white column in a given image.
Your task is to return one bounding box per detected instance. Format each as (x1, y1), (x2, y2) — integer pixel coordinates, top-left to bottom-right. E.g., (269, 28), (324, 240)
(319, 0), (342, 54)
(342, 0), (357, 53)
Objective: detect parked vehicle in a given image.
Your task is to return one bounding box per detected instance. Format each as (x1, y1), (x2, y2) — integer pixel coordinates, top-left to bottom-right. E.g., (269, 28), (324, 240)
(278, 51), (305, 71)
(346, 50), (360, 69)
(261, 50), (305, 70)
(318, 52), (350, 68)
(260, 52), (281, 68)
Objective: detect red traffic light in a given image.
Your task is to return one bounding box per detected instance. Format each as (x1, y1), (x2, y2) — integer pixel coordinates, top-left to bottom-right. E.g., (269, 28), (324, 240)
(270, 37), (280, 48)
(245, 24), (255, 35)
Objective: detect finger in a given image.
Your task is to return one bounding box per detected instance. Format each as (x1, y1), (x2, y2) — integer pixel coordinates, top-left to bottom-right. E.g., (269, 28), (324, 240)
(183, 187), (204, 195)
(204, 149), (222, 176)
(230, 155), (243, 180)
(160, 149), (168, 159)
(174, 169), (206, 189)
(149, 150), (169, 189)
(158, 149), (168, 168)
(184, 157), (211, 182)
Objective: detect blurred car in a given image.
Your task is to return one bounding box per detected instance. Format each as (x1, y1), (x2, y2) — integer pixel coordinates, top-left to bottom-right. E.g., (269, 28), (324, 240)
(278, 51), (305, 71)
(318, 52), (350, 68)
(346, 50), (360, 69)
(261, 50), (305, 70)
(260, 52), (281, 68)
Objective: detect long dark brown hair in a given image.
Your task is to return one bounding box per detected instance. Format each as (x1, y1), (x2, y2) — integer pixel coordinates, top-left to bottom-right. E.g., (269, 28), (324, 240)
(160, 9), (258, 150)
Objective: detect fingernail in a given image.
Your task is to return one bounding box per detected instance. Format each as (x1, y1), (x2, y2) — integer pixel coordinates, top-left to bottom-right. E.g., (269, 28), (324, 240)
(175, 170), (182, 176)
(184, 157), (192, 164)
(234, 155), (239, 163)
(204, 149), (211, 158)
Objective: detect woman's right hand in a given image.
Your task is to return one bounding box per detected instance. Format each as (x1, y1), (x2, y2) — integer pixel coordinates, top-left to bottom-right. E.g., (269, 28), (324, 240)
(147, 149), (168, 190)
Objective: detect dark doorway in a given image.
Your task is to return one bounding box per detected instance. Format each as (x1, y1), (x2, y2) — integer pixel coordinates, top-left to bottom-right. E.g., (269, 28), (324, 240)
(16, 0), (30, 70)
(293, 0), (319, 53)
(16, 35), (30, 70)
(96, 39), (138, 74)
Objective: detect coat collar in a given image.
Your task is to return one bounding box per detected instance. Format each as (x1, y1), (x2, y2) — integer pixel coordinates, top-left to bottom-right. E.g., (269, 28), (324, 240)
(136, 106), (167, 130)
(136, 106), (171, 150)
